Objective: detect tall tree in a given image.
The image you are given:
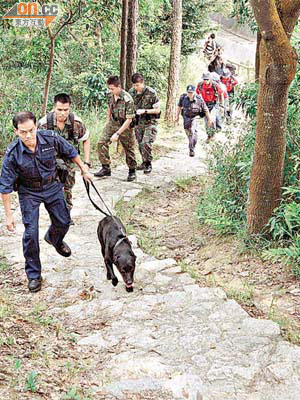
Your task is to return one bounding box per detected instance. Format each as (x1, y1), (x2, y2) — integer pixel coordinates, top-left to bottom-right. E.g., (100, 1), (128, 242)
(125, 0), (138, 90)
(247, 0), (300, 234)
(165, 0), (182, 124)
(120, 0), (128, 88)
(39, 0), (82, 114)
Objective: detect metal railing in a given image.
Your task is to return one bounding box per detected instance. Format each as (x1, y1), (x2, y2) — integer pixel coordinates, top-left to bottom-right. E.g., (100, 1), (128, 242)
(226, 59), (255, 81)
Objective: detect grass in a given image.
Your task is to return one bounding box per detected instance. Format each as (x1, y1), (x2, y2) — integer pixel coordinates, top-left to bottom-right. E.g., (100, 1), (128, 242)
(25, 371), (38, 393)
(115, 192), (163, 257)
(175, 176), (195, 191)
(226, 282), (255, 307)
(268, 306), (300, 345)
(0, 254), (11, 272)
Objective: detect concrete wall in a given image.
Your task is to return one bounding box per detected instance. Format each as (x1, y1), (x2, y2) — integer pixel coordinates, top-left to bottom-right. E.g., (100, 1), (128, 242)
(211, 13), (256, 41)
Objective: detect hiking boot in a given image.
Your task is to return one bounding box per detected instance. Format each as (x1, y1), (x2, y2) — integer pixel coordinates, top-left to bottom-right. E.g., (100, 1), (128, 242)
(144, 163), (152, 174)
(189, 149), (195, 157)
(136, 162), (146, 171)
(127, 169), (136, 182)
(28, 277), (42, 293)
(44, 233), (72, 257)
(94, 165), (111, 178)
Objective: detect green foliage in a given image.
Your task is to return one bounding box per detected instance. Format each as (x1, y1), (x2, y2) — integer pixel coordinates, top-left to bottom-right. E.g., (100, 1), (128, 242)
(14, 359), (22, 370)
(64, 387), (81, 400)
(198, 64), (300, 276)
(268, 188), (300, 241)
(262, 236), (300, 277)
(231, 0), (257, 32)
(197, 127), (254, 235)
(25, 371), (38, 392)
(234, 82), (258, 118)
(137, 43), (170, 94)
(0, 0), (226, 157)
(141, 0), (226, 56)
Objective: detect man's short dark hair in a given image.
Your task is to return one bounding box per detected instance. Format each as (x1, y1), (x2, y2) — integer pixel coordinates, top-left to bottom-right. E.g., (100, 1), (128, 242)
(54, 93), (72, 104)
(210, 33), (215, 39)
(107, 76), (121, 87)
(131, 73), (144, 84)
(13, 111), (36, 129)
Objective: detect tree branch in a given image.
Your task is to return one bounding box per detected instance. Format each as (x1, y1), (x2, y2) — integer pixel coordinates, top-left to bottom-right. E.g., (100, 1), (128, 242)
(284, 0), (300, 19)
(250, 0), (293, 64)
(276, 0), (300, 38)
(54, 11), (75, 38)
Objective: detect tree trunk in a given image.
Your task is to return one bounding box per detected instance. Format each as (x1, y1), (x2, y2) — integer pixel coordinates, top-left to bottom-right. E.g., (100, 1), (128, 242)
(95, 23), (104, 61)
(120, 0), (128, 88)
(255, 30), (261, 81)
(42, 37), (55, 115)
(125, 0), (138, 91)
(247, 0), (300, 234)
(165, 0), (182, 124)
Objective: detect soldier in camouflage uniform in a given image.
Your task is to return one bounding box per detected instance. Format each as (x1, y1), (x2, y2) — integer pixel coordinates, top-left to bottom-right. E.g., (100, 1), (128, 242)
(38, 93), (90, 223)
(94, 75), (137, 181)
(129, 73), (161, 174)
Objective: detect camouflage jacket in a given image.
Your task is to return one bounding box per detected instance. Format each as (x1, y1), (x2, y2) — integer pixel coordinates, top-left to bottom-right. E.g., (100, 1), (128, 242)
(107, 90), (135, 125)
(38, 112), (89, 143)
(129, 86), (160, 126)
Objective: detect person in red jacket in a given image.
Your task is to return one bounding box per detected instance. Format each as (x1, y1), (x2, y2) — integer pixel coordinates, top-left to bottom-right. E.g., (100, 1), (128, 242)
(196, 72), (224, 142)
(221, 68), (238, 119)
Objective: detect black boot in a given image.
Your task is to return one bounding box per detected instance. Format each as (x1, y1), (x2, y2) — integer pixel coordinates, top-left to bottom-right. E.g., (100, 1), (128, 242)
(136, 162), (146, 171)
(189, 149), (195, 157)
(94, 165), (111, 178)
(28, 277), (42, 293)
(127, 168), (136, 182)
(44, 233), (72, 257)
(144, 162), (152, 174)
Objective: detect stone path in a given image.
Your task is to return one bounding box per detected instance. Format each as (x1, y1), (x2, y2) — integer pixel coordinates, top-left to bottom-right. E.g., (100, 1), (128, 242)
(1, 128), (300, 400)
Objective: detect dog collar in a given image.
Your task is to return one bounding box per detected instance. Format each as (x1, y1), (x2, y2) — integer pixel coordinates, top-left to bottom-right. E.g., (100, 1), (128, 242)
(114, 236), (127, 249)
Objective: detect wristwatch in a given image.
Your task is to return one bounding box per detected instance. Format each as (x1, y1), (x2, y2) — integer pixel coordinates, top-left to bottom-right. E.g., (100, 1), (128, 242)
(84, 161), (91, 167)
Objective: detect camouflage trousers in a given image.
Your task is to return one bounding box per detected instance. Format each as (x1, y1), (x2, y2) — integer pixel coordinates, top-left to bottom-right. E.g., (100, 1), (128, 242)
(61, 160), (75, 211)
(184, 118), (198, 151)
(134, 124), (157, 163)
(98, 121), (137, 169)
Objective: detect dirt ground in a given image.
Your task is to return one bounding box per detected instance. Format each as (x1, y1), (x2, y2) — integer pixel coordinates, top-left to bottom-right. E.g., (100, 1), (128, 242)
(117, 178), (300, 345)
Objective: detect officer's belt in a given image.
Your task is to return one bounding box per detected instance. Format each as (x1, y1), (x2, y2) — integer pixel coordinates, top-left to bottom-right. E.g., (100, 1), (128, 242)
(19, 175), (56, 189)
(206, 101), (216, 106)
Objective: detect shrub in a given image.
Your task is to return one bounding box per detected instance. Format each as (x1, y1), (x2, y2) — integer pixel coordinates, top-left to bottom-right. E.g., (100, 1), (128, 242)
(197, 124), (255, 234)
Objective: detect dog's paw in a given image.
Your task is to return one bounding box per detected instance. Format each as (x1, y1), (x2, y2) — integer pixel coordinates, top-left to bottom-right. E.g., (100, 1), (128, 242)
(112, 277), (118, 286)
(126, 286), (133, 292)
(107, 272), (112, 280)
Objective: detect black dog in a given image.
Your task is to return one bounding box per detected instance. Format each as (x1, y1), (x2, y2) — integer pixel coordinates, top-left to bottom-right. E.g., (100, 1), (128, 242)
(97, 216), (136, 292)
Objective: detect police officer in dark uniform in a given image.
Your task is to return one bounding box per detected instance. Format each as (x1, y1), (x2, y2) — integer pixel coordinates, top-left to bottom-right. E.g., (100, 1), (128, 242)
(176, 85), (212, 156)
(0, 112), (93, 293)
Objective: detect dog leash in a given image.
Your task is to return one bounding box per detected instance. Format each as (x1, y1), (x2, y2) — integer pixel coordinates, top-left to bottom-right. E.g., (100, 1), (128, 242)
(83, 180), (129, 245)
(83, 179), (113, 217)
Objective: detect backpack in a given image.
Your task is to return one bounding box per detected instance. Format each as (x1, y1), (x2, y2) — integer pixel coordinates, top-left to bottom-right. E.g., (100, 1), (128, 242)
(46, 112), (78, 144)
(198, 81), (218, 103)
